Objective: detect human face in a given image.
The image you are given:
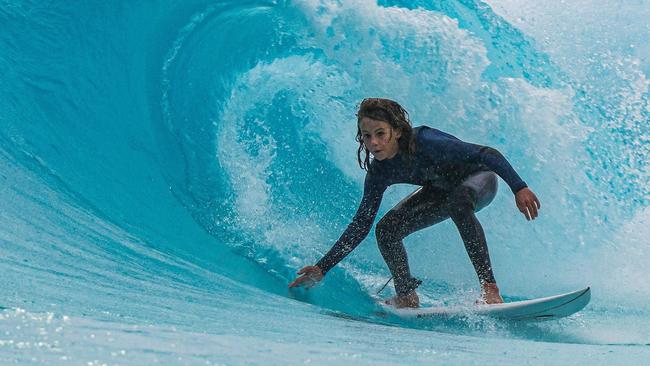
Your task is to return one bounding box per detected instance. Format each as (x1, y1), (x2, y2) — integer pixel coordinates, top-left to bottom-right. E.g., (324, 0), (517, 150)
(359, 117), (401, 161)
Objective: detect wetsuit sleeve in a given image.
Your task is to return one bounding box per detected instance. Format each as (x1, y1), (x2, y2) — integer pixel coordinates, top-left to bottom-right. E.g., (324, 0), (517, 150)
(315, 174), (386, 275)
(419, 131), (528, 194)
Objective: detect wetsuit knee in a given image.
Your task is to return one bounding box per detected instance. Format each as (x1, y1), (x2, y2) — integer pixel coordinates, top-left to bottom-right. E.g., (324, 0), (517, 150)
(375, 216), (402, 245)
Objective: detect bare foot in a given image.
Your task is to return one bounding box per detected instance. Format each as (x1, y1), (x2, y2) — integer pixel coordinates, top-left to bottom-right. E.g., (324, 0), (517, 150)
(385, 291), (420, 308)
(479, 283), (504, 304)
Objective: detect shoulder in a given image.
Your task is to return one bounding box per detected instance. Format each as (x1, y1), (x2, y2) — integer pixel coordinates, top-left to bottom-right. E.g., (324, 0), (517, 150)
(413, 125), (440, 148)
(411, 125), (428, 146)
(414, 125), (460, 146)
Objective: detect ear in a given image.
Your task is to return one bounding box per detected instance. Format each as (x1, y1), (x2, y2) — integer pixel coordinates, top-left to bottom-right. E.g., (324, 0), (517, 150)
(393, 128), (402, 140)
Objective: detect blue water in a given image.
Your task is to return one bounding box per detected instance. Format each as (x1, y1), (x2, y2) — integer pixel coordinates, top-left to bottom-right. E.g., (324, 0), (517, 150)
(1, 0), (649, 364)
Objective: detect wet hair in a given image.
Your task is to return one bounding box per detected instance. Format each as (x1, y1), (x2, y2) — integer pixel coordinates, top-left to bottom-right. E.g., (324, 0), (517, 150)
(355, 98), (415, 170)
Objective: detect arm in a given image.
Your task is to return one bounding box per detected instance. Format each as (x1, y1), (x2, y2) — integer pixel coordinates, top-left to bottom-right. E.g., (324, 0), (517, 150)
(419, 129), (527, 194)
(466, 144), (527, 193)
(316, 187), (381, 274)
(315, 177), (384, 274)
(289, 174), (385, 288)
(450, 142), (541, 220)
(418, 128), (540, 220)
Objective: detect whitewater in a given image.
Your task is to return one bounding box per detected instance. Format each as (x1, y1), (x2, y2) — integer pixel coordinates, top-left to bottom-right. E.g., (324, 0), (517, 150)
(1, 0), (648, 364)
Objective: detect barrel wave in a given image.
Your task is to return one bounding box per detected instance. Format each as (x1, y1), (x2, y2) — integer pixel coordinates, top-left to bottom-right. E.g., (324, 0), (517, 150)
(1, 0), (648, 364)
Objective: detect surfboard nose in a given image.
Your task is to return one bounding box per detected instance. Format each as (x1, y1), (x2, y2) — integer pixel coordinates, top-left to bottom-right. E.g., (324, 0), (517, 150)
(514, 287), (591, 320)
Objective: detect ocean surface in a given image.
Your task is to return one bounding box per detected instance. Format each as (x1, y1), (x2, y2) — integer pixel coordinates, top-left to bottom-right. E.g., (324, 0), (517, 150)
(1, 0), (649, 364)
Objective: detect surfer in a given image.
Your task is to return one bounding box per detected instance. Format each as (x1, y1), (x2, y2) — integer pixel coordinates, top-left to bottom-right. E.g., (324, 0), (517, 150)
(289, 98), (540, 308)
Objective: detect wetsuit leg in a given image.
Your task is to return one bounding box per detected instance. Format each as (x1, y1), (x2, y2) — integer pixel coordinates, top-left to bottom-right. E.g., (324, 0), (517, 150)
(375, 185), (450, 296)
(446, 171), (498, 284)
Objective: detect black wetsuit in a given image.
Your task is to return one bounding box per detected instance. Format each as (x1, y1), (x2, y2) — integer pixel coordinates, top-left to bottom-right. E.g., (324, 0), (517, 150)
(316, 126), (528, 296)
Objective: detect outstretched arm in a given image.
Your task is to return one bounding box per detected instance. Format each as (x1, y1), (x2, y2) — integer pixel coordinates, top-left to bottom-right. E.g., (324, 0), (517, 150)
(289, 175), (385, 288)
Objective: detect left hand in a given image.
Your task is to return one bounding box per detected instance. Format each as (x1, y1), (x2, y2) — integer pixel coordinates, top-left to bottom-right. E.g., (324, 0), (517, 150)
(515, 187), (541, 221)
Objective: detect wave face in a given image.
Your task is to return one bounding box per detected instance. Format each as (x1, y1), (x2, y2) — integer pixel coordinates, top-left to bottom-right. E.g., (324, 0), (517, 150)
(1, 0), (648, 363)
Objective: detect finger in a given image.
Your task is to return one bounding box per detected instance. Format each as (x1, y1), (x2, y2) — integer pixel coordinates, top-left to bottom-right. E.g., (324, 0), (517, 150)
(529, 201), (538, 219)
(530, 202), (539, 218)
(288, 276), (304, 288)
(535, 196), (541, 209)
(523, 207), (531, 221)
(297, 267), (306, 275)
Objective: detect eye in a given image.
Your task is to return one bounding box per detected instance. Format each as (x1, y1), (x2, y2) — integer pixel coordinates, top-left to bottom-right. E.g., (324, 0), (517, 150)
(377, 131), (385, 136)
(362, 134), (371, 139)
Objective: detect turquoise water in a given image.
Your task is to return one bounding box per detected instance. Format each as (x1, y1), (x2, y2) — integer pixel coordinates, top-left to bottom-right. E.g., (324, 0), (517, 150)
(1, 0), (648, 364)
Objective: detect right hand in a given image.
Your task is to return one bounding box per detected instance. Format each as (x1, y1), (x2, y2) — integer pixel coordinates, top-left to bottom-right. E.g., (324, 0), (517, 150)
(515, 187), (541, 221)
(288, 265), (323, 289)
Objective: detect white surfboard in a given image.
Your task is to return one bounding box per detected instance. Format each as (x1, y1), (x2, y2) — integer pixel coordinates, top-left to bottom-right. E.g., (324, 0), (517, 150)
(381, 287), (591, 321)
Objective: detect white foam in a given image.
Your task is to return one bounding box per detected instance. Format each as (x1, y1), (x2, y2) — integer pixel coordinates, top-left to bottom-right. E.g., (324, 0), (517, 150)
(584, 206), (650, 309)
(216, 55), (355, 260)
(295, 0), (490, 122)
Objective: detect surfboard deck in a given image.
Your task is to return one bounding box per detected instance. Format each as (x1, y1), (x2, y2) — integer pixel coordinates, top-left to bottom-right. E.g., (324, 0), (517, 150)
(380, 287), (591, 321)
